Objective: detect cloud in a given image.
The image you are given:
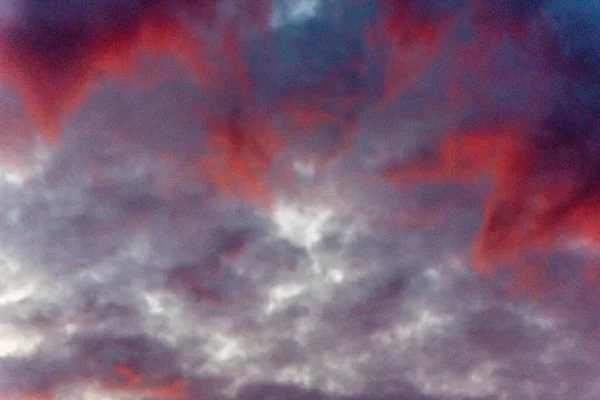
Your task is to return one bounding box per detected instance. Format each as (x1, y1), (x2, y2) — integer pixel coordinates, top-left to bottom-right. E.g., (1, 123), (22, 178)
(0, 0), (600, 399)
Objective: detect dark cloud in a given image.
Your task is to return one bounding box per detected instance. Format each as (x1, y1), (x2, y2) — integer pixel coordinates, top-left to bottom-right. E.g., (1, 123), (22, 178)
(232, 381), (483, 400)
(0, 0), (217, 134)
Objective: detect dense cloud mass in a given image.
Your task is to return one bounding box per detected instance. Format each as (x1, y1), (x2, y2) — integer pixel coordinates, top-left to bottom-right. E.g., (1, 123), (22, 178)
(0, 0), (599, 399)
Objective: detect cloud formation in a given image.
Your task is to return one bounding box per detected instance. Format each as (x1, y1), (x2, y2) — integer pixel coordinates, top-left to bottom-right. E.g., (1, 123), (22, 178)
(0, 0), (600, 399)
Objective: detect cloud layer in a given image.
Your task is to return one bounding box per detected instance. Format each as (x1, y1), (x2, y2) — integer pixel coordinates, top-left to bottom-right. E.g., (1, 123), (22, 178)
(0, 0), (600, 399)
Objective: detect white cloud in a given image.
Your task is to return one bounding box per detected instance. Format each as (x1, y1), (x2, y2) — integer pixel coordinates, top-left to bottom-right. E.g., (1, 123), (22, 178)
(270, 0), (321, 28)
(0, 323), (43, 357)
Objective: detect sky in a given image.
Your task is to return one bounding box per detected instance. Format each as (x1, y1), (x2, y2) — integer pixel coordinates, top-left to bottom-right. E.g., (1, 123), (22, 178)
(0, 0), (599, 399)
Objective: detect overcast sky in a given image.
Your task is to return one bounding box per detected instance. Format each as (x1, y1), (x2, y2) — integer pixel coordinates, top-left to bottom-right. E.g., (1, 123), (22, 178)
(0, 0), (599, 399)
